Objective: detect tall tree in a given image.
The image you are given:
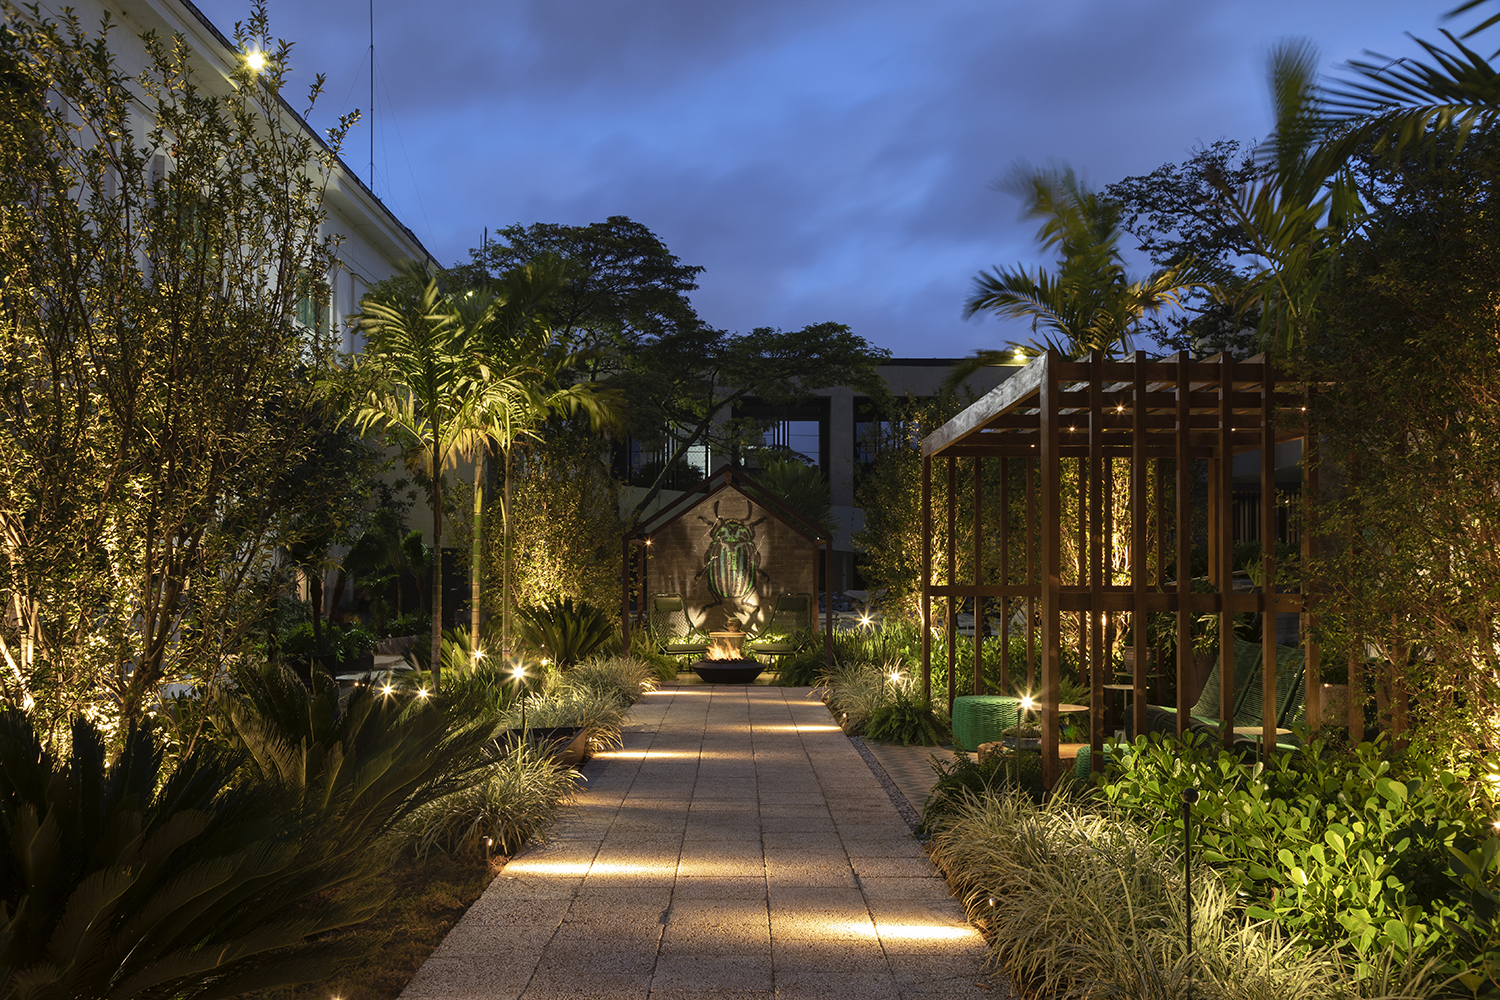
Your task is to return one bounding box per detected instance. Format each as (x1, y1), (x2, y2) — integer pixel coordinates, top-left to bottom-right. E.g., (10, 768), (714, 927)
(619, 321), (891, 519)
(461, 216), (704, 370)
(453, 263), (623, 656)
(458, 218), (889, 522)
(0, 3), (356, 738)
(346, 272), (491, 687)
(1105, 140), (1266, 356)
(954, 165), (1196, 383)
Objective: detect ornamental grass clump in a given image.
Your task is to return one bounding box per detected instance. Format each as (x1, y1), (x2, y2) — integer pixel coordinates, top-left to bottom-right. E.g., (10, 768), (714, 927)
(567, 654), (657, 707)
(818, 658), (891, 734)
(925, 789), (1370, 1000)
(398, 741), (580, 858)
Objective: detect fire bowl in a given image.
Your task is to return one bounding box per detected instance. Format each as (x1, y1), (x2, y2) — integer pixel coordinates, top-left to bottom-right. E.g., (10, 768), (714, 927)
(690, 659), (766, 684)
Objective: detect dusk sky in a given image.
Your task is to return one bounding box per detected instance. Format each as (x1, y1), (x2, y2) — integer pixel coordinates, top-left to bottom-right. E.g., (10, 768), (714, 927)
(197, 0), (1455, 359)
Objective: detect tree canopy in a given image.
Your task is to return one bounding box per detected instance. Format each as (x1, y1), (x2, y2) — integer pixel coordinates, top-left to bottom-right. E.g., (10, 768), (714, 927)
(456, 218), (890, 520)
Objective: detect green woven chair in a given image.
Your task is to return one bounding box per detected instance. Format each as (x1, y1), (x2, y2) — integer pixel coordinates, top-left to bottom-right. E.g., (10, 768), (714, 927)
(1143, 637), (1262, 738)
(1144, 637), (1306, 742)
(647, 593), (708, 660)
(746, 592), (814, 660)
(951, 695), (1022, 752)
(1230, 643), (1306, 752)
(1074, 742), (1127, 779)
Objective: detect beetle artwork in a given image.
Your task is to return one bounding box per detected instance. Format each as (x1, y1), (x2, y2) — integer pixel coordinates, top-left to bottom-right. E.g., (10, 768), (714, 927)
(696, 498), (769, 607)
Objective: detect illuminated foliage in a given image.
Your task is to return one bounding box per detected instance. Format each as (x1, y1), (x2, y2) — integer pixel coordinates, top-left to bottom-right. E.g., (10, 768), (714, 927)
(0, 3), (355, 742)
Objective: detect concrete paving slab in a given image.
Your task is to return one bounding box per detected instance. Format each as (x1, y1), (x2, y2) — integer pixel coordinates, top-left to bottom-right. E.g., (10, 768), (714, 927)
(400, 684), (1007, 1000)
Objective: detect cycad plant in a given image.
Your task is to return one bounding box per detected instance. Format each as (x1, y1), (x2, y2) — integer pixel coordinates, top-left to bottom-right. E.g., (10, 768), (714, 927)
(213, 662), (506, 821)
(0, 713), (378, 998)
(515, 598), (616, 668)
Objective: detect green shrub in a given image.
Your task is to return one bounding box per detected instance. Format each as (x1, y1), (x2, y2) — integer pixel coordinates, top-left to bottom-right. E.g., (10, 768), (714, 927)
(516, 598), (616, 667)
(775, 646), (825, 686)
(627, 645), (683, 683)
(1099, 735), (1500, 991)
(922, 750), (1046, 833)
(862, 667), (949, 745)
(864, 697), (949, 746)
(927, 788), (1380, 1000)
(382, 611), (430, 639)
(274, 620), (379, 669)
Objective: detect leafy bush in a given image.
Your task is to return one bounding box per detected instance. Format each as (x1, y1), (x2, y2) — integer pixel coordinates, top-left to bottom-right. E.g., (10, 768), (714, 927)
(274, 621), (379, 669)
(775, 645), (825, 686)
(381, 611), (430, 639)
(516, 598), (616, 667)
(1099, 735), (1499, 992)
(927, 788), (1383, 1000)
(865, 695), (949, 746)
(398, 741), (579, 857)
(629, 645), (683, 683)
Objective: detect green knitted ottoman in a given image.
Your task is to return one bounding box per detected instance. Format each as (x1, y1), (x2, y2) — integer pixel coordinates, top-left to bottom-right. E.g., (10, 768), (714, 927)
(952, 695), (1022, 752)
(1073, 743), (1127, 780)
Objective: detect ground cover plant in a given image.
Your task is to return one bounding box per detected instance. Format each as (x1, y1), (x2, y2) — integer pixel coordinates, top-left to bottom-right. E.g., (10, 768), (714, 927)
(924, 731), (1500, 998)
(926, 787), (1392, 1000)
(1098, 735), (1500, 993)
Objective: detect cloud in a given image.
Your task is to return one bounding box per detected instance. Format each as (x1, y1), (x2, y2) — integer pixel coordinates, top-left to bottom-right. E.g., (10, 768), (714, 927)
(191, 0), (1451, 355)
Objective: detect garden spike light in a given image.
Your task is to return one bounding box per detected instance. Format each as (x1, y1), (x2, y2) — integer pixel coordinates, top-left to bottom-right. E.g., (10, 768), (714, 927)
(1182, 786), (1199, 995)
(512, 662), (527, 735)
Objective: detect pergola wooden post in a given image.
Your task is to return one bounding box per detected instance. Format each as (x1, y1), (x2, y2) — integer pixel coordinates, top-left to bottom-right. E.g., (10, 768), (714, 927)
(919, 350), (1328, 787)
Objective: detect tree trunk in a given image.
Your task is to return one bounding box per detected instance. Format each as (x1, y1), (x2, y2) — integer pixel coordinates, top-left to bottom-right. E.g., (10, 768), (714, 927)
(471, 450), (484, 648)
(431, 470), (443, 690)
(502, 447), (513, 658)
(328, 570), (347, 630)
(310, 571), (324, 656)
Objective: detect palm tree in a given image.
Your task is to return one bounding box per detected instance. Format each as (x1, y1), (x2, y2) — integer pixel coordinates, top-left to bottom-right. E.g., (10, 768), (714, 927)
(347, 269), (488, 687)
(1219, 4), (1500, 353)
(1216, 42), (1366, 353)
(961, 165), (1196, 377)
(459, 262), (624, 658)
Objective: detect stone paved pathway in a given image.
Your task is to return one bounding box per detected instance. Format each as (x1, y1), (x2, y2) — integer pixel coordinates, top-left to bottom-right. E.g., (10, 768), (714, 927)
(400, 684), (1005, 999)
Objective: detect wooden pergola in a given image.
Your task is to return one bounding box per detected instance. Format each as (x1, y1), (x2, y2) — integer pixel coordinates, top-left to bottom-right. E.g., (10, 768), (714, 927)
(918, 350), (1343, 788)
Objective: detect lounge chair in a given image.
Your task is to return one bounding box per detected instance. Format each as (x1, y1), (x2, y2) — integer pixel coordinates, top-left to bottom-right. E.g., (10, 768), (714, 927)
(1141, 636), (1305, 741)
(647, 593), (709, 661)
(746, 592), (814, 661)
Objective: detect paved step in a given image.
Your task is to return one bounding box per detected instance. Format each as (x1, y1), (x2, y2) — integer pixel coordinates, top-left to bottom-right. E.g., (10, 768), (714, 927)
(400, 685), (1006, 999)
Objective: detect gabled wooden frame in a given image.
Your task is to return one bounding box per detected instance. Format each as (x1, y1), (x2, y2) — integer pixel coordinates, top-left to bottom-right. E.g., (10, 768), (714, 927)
(920, 350), (1332, 788)
(620, 468), (833, 667)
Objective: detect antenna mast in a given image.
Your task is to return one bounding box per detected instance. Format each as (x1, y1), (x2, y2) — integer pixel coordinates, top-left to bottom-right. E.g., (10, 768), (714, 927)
(368, 0), (374, 192)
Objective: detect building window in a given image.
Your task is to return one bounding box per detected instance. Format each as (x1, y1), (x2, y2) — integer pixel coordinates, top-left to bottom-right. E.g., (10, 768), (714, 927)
(618, 432), (712, 491)
(762, 419), (821, 466)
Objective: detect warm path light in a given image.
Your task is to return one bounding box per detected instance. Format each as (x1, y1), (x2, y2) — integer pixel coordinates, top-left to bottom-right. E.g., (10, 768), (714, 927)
(827, 920), (978, 942)
(592, 750), (699, 759)
(761, 724), (841, 733)
(245, 49), (266, 71)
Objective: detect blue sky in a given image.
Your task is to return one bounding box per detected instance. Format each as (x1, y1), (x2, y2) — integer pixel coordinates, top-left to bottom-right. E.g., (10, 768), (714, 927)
(197, 0), (1455, 358)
